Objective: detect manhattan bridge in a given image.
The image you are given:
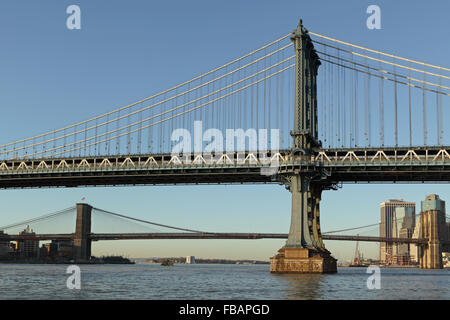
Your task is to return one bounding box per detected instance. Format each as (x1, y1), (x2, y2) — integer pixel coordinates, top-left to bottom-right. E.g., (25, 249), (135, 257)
(0, 20), (449, 272)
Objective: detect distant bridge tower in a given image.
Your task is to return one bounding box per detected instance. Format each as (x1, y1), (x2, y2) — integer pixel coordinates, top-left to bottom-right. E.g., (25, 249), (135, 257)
(270, 20), (337, 273)
(418, 195), (448, 269)
(73, 203), (92, 261)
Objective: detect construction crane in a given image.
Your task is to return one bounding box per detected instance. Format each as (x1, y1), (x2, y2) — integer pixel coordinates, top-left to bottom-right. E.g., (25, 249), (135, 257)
(350, 234), (365, 267)
(353, 236), (360, 265)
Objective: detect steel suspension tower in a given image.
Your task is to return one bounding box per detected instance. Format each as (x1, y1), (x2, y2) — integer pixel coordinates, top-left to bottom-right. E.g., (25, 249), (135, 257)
(270, 20), (337, 273)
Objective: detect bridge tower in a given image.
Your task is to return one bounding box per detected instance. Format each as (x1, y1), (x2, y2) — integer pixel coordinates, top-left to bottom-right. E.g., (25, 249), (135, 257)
(270, 20), (337, 273)
(418, 209), (447, 269)
(73, 203), (92, 262)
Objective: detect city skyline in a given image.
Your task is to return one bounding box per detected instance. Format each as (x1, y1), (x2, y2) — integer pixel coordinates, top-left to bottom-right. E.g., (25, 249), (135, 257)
(1, 186), (448, 262)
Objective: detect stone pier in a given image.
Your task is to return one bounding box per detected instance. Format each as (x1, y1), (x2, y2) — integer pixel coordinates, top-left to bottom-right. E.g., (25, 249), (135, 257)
(73, 203), (92, 262)
(419, 209), (447, 269)
(270, 175), (337, 273)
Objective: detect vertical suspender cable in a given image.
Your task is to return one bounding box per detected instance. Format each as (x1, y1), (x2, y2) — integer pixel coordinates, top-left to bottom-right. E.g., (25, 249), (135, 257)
(408, 70), (412, 147)
(364, 58), (368, 146)
(423, 73), (427, 146)
(379, 61), (384, 146)
(394, 65), (398, 147)
(331, 56), (334, 147)
(338, 49), (341, 146)
(437, 76), (442, 146)
(354, 61), (358, 147)
(350, 54), (354, 146)
(368, 64), (371, 147)
(343, 52), (346, 147)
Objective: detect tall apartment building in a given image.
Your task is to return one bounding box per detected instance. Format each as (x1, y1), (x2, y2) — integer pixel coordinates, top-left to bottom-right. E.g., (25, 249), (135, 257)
(380, 199), (416, 263)
(186, 256), (195, 264)
(392, 207), (415, 264)
(16, 225), (39, 258)
(0, 230), (12, 257)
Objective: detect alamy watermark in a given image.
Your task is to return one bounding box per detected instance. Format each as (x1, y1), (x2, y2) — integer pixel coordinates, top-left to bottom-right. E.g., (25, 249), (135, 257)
(66, 265), (81, 289)
(366, 5), (381, 30)
(366, 265), (381, 289)
(66, 5), (81, 30)
(170, 121), (281, 176)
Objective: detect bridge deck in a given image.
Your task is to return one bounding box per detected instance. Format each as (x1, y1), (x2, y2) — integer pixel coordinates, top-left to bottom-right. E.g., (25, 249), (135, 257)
(0, 147), (450, 188)
(0, 232), (433, 244)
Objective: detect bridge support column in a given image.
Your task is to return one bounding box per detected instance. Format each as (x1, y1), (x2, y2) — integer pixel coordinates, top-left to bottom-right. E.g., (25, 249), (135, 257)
(73, 203), (92, 262)
(419, 209), (445, 269)
(270, 175), (337, 273)
(270, 19), (336, 273)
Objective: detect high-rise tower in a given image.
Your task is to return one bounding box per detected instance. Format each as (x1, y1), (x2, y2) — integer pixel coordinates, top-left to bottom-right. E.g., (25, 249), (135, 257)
(380, 199), (415, 264)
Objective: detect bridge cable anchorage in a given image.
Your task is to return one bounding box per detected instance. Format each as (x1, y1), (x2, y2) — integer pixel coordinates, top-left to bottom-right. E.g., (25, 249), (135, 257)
(92, 207), (214, 234)
(309, 31), (450, 73)
(0, 206), (75, 231)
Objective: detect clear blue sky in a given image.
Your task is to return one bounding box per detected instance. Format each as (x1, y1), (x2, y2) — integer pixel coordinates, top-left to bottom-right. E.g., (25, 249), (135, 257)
(0, 0), (449, 262)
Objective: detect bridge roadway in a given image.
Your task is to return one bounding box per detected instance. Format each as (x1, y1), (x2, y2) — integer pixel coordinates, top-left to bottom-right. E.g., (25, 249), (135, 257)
(0, 146), (450, 188)
(0, 232), (435, 244)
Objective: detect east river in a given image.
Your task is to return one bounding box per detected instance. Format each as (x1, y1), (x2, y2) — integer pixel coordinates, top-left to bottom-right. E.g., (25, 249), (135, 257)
(0, 264), (448, 299)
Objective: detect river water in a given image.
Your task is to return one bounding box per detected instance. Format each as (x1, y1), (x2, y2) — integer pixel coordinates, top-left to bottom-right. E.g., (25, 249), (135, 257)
(0, 264), (448, 300)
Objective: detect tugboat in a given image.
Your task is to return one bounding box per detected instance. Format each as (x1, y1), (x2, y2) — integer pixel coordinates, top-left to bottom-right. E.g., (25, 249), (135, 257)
(161, 259), (174, 266)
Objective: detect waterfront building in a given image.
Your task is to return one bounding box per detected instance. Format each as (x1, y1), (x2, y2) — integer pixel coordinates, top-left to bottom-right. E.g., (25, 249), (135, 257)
(0, 231), (12, 257)
(16, 225), (39, 258)
(380, 199), (416, 264)
(391, 207), (415, 264)
(44, 243), (56, 257)
(410, 218), (421, 264)
(53, 240), (74, 258)
(186, 256), (195, 264)
(442, 252), (449, 268)
(39, 244), (49, 258)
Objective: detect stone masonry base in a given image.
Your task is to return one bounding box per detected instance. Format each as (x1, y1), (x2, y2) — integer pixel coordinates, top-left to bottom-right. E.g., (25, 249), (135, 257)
(270, 247), (337, 273)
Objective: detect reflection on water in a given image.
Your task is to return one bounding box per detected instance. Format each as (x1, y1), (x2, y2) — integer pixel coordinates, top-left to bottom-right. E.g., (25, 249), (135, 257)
(0, 264), (448, 300)
(272, 274), (324, 299)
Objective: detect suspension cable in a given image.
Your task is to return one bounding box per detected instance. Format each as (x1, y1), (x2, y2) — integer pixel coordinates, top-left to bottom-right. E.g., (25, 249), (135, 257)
(309, 31), (450, 73)
(22, 59), (295, 158)
(316, 50), (450, 91)
(44, 64), (295, 158)
(320, 58), (450, 96)
(93, 207), (211, 234)
(0, 34), (292, 149)
(312, 39), (450, 81)
(0, 206), (75, 231)
(1, 44), (294, 156)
